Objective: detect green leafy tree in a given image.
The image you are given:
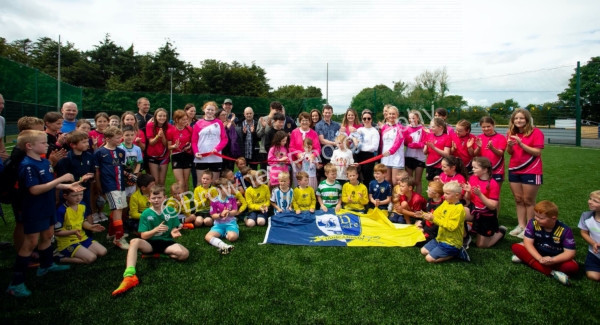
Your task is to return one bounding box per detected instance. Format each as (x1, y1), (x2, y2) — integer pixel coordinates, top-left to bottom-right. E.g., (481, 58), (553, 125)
(350, 84), (399, 119)
(558, 57), (600, 121)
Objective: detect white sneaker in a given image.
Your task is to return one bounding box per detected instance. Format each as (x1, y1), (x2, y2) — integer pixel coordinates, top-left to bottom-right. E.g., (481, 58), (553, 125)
(92, 213), (102, 224)
(113, 237), (130, 250)
(509, 226), (524, 237)
(551, 270), (571, 286)
(511, 255), (522, 263)
(219, 245), (234, 255)
(516, 230), (525, 239)
(100, 212), (109, 222)
(107, 233), (128, 241)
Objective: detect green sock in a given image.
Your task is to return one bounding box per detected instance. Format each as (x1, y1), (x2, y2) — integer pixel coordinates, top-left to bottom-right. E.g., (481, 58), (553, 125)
(123, 266), (136, 278)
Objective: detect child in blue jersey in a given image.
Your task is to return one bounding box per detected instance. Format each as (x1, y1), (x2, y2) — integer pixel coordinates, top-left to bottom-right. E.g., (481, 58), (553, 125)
(369, 163), (392, 210)
(579, 190), (600, 281)
(95, 126), (129, 250)
(54, 189), (107, 264)
(119, 125), (143, 198)
(205, 178), (239, 254)
(6, 130), (83, 298)
(55, 131), (96, 224)
(112, 186), (188, 296)
(271, 172), (294, 214)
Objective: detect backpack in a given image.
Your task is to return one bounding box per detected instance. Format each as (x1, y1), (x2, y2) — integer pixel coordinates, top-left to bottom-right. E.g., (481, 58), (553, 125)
(0, 147), (26, 204)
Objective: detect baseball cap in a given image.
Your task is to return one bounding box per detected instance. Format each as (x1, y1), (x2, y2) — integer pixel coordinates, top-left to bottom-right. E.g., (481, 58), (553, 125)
(223, 99), (232, 104)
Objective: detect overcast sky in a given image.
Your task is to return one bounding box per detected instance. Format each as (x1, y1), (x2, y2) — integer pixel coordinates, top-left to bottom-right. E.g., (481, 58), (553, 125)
(2, 0), (599, 112)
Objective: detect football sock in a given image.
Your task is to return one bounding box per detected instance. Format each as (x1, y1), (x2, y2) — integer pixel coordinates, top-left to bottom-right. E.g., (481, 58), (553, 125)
(123, 266), (136, 278)
(113, 219), (124, 240)
(11, 255), (30, 285)
(209, 237), (228, 249)
(39, 246), (54, 269)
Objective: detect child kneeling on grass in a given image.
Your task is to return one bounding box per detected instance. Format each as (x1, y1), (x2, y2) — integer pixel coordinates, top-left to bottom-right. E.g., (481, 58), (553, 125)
(416, 181), (470, 263)
(55, 189), (107, 264)
(112, 186), (188, 296)
(511, 200), (578, 286)
(205, 178), (239, 254)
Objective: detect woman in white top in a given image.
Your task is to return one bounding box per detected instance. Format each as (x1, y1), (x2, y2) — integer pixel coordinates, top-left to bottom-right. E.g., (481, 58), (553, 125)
(356, 109), (380, 185)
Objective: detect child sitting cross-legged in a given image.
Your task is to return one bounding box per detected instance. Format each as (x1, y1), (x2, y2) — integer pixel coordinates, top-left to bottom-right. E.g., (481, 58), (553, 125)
(193, 170), (218, 227)
(205, 178), (240, 254)
(511, 200), (578, 286)
(54, 189), (107, 264)
(341, 166), (368, 213)
(416, 181), (470, 263)
(292, 171), (316, 214)
(244, 169), (270, 227)
(112, 186), (188, 296)
(271, 172), (294, 214)
(390, 176), (426, 224)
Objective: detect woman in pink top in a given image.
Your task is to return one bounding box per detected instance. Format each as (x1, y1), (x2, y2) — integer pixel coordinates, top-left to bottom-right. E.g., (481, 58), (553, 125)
(340, 108), (361, 136)
(289, 112), (321, 162)
(506, 108), (544, 238)
(146, 108), (172, 186)
(192, 101), (228, 182)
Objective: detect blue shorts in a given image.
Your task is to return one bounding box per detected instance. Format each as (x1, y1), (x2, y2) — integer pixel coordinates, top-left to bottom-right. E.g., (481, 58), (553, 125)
(56, 237), (94, 259)
(210, 219), (240, 236)
(492, 173), (504, 183)
(508, 173), (543, 185)
(246, 211), (267, 222)
(23, 214), (56, 235)
(423, 239), (460, 259)
(585, 251), (600, 273)
(388, 212), (406, 224)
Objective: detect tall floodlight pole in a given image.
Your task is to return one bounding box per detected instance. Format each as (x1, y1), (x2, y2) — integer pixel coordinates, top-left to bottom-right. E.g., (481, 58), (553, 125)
(57, 35), (61, 110)
(168, 67), (175, 121)
(575, 61), (581, 147)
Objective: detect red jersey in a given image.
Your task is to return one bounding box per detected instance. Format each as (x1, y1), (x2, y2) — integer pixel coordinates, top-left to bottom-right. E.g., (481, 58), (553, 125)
(425, 132), (451, 168)
(477, 132), (507, 176)
(452, 133), (476, 167)
(146, 122), (173, 158)
(508, 128), (544, 175)
(166, 125), (193, 154)
(399, 191), (427, 212)
(468, 175), (499, 209)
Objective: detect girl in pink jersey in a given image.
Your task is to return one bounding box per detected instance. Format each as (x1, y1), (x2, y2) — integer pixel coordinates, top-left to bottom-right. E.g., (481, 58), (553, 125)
(404, 110), (427, 194)
(464, 157), (506, 248)
(424, 117), (451, 181)
(268, 131), (290, 187)
(438, 156), (468, 186)
(434, 107), (455, 136)
(506, 109), (544, 238)
(474, 116), (507, 184)
(192, 101), (228, 183)
(450, 119), (477, 172)
(380, 106), (405, 185)
(146, 108), (172, 187)
(167, 110), (193, 192)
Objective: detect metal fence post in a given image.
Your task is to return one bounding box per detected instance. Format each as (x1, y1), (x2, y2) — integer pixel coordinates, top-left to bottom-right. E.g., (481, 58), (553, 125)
(576, 61), (581, 147)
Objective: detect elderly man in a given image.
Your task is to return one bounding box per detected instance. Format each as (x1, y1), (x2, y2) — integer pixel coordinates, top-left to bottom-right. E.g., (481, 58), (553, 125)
(135, 97), (152, 131)
(240, 107), (260, 169)
(60, 102), (79, 133)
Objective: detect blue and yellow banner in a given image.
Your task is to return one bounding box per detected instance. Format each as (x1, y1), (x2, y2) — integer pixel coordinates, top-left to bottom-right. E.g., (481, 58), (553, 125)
(262, 208), (425, 247)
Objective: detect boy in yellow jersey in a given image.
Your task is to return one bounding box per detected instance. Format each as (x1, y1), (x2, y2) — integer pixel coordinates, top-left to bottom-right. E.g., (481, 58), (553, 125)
(292, 171), (316, 214)
(193, 171), (218, 227)
(55, 189), (107, 264)
(244, 169), (270, 227)
(124, 174), (155, 236)
(341, 166), (368, 213)
(112, 186), (188, 296)
(417, 181), (470, 263)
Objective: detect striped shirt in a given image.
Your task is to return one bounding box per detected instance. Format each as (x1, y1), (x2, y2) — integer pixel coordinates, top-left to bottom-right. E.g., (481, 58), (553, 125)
(316, 179), (342, 208)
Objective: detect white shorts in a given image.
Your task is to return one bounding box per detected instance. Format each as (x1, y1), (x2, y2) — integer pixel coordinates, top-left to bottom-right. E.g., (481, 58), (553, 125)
(106, 190), (128, 210)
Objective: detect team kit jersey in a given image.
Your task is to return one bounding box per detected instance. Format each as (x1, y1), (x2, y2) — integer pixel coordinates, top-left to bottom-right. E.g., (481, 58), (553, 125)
(399, 192), (427, 212)
(118, 143), (143, 173)
(468, 175), (500, 209)
(341, 182), (369, 211)
(316, 180), (342, 208)
(19, 156), (56, 226)
(508, 128), (544, 175)
(94, 146), (127, 193)
(578, 211), (600, 259)
(138, 207), (180, 241)
(245, 184), (271, 212)
(432, 201), (465, 249)
(477, 132), (507, 176)
(380, 123), (405, 168)
(451, 133), (477, 167)
(271, 188), (294, 213)
(145, 122), (173, 159)
(368, 180), (392, 201)
(524, 219), (576, 257)
(193, 186), (219, 213)
(192, 119), (228, 164)
(55, 204), (88, 252)
(210, 196), (238, 224)
(292, 187), (317, 211)
(425, 133), (451, 168)
(439, 173), (466, 185)
(404, 125), (427, 162)
(129, 189), (151, 220)
(166, 125), (193, 154)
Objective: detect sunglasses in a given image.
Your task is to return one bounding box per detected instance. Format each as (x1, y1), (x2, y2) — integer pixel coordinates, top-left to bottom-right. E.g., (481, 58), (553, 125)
(362, 117), (372, 121)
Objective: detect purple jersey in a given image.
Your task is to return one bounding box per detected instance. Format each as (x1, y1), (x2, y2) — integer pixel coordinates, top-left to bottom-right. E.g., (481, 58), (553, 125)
(524, 218), (575, 257)
(210, 196), (238, 224)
